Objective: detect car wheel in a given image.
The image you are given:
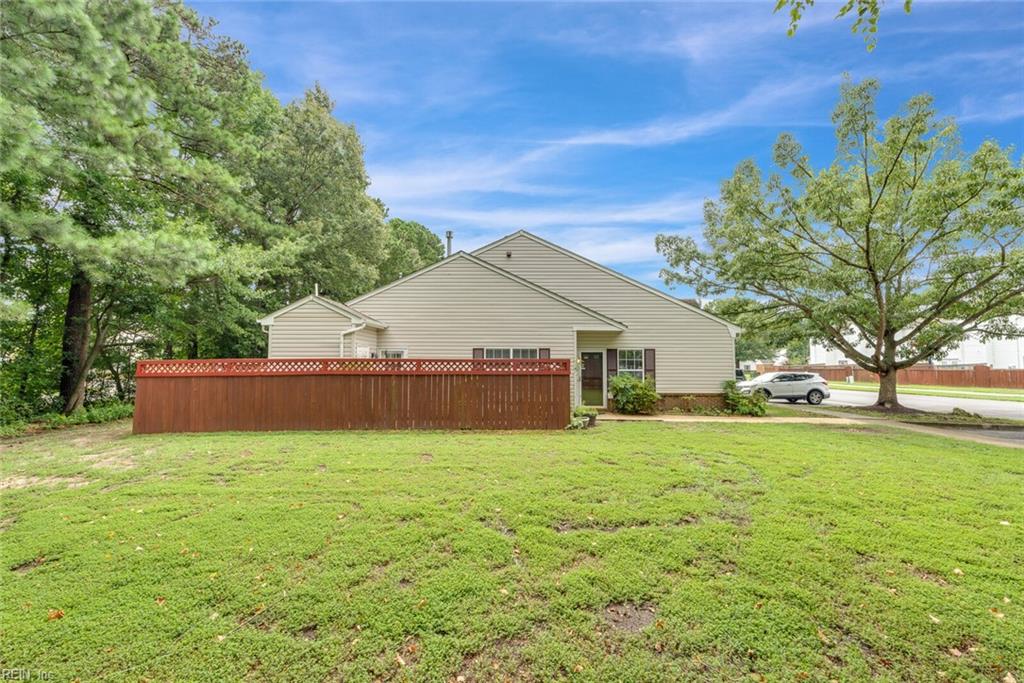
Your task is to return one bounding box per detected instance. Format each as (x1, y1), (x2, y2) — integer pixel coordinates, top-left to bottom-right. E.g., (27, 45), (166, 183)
(755, 388), (771, 400)
(786, 398), (798, 403)
(806, 389), (824, 405)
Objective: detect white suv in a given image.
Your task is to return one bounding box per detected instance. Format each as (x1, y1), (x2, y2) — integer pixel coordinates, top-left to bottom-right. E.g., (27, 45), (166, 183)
(737, 372), (831, 405)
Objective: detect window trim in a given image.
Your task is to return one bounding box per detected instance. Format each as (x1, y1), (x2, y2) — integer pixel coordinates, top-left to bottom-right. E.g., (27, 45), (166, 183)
(484, 347), (540, 359)
(374, 349), (407, 359)
(617, 348), (644, 380)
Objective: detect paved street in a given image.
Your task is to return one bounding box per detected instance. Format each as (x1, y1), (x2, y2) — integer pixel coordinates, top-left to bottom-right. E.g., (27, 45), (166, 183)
(823, 388), (1024, 420)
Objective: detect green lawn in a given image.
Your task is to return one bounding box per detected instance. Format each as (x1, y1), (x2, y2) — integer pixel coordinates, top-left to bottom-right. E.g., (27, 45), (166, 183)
(839, 382), (1024, 403)
(2, 421), (1021, 682)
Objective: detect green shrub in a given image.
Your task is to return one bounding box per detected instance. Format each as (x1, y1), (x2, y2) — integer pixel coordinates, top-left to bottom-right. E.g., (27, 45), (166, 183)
(0, 421), (28, 438)
(83, 402), (135, 423)
(572, 405), (598, 418)
(565, 415), (590, 430)
(609, 374), (660, 414)
(722, 380), (767, 417)
(0, 402), (134, 438)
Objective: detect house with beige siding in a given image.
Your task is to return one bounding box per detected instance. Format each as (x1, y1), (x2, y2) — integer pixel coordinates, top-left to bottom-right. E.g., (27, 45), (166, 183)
(258, 230), (739, 408)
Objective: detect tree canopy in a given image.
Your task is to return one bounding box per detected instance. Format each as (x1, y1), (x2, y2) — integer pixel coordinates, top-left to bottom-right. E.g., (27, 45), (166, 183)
(0, 0), (442, 418)
(775, 0), (913, 49)
(706, 297), (812, 365)
(657, 79), (1023, 408)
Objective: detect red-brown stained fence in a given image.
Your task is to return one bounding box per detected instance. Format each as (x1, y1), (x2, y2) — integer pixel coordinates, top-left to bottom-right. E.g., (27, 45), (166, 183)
(133, 358), (571, 433)
(756, 363), (1024, 389)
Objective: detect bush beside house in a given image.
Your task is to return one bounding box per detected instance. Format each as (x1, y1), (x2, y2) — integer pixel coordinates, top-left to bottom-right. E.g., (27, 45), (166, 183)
(609, 375), (661, 414)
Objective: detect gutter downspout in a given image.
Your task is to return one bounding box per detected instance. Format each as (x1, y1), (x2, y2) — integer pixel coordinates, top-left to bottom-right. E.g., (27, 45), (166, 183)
(340, 323), (366, 357)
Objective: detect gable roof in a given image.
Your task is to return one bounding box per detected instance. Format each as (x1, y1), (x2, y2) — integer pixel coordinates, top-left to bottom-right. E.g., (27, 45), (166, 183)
(257, 294), (388, 329)
(347, 251), (627, 330)
(472, 230), (741, 335)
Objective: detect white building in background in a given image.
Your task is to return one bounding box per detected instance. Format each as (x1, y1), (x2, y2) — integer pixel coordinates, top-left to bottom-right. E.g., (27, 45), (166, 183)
(809, 317), (1024, 369)
(739, 349), (789, 372)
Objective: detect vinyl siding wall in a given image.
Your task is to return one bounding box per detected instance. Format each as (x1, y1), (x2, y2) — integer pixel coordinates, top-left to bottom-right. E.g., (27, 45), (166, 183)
(476, 235), (735, 394)
(268, 299), (353, 358)
(346, 326), (379, 357)
(351, 257), (598, 364)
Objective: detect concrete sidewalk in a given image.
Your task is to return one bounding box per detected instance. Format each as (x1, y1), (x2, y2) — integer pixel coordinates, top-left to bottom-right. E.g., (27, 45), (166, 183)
(598, 413), (862, 425)
(598, 412), (1024, 449)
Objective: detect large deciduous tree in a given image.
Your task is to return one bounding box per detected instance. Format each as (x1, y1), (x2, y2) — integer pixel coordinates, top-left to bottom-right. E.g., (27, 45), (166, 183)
(1, 1), (411, 418)
(256, 85), (387, 305)
(706, 296), (812, 365)
(376, 218), (444, 286)
(657, 79), (1023, 409)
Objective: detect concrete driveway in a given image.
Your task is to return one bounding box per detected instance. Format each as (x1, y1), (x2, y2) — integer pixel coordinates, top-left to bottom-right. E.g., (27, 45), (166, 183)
(821, 388), (1024, 420)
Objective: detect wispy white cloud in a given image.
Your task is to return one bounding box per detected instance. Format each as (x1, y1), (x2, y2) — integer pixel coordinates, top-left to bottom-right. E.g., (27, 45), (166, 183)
(369, 72), (839, 202)
(400, 192), (706, 232)
(369, 144), (570, 201)
(959, 92), (1024, 124)
(864, 47), (1024, 86)
(649, 6), (836, 64)
(555, 75), (839, 148)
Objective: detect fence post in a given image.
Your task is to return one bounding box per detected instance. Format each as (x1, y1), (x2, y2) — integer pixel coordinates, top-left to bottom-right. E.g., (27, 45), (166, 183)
(973, 364), (991, 388)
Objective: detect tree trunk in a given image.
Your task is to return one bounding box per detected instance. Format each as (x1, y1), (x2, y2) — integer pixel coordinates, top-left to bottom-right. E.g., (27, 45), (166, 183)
(873, 331), (901, 410)
(875, 369), (900, 409)
(104, 353), (125, 402)
(16, 301), (43, 403)
(59, 268), (93, 414)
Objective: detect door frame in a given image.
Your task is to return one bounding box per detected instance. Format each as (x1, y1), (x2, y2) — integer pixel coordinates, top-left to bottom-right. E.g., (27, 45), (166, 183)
(578, 348), (606, 408)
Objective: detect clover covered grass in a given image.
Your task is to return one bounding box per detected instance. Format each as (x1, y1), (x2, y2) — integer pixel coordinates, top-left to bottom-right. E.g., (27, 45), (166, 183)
(1, 420), (1021, 681)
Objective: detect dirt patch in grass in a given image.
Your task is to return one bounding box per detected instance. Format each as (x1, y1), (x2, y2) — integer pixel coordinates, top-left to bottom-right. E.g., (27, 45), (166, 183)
(238, 609), (276, 632)
(456, 635), (532, 682)
(68, 423), (132, 448)
(904, 563), (950, 587)
(396, 637), (421, 667)
(10, 556), (55, 573)
(297, 624), (318, 641)
(603, 602), (657, 633)
(559, 553), (601, 574)
(82, 446), (136, 469)
(368, 562), (391, 581)
(713, 509), (752, 528)
(0, 475), (89, 490)
(0, 517), (15, 532)
(554, 517), (698, 533)
(946, 636), (980, 659)
(483, 516), (515, 537)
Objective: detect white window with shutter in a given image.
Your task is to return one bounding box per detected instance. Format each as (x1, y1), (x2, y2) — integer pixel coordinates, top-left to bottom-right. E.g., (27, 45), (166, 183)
(617, 349), (644, 379)
(484, 348), (538, 359)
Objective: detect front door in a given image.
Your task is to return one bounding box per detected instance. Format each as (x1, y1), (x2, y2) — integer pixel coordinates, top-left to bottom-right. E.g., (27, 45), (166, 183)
(580, 352), (604, 406)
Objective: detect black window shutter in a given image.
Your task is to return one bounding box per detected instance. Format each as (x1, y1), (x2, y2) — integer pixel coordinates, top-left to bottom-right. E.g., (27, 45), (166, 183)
(606, 348), (618, 379)
(538, 348), (550, 358)
(472, 348), (484, 359)
(644, 348), (656, 383)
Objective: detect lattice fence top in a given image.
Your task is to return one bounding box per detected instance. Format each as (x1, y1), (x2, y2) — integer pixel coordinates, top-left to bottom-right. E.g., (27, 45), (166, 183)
(136, 357), (572, 377)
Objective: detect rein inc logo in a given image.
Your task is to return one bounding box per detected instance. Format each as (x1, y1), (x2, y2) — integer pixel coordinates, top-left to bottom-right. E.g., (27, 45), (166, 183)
(1, 671), (53, 681)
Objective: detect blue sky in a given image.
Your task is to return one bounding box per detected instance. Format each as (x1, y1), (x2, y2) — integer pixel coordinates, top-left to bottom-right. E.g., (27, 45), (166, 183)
(195, 1), (1024, 295)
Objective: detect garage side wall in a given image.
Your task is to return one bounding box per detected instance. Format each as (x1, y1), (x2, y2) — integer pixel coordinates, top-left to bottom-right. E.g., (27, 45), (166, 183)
(268, 299), (353, 358)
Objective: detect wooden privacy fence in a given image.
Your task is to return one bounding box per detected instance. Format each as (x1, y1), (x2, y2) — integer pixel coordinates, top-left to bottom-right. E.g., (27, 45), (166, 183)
(756, 363), (1024, 389)
(133, 358), (572, 433)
